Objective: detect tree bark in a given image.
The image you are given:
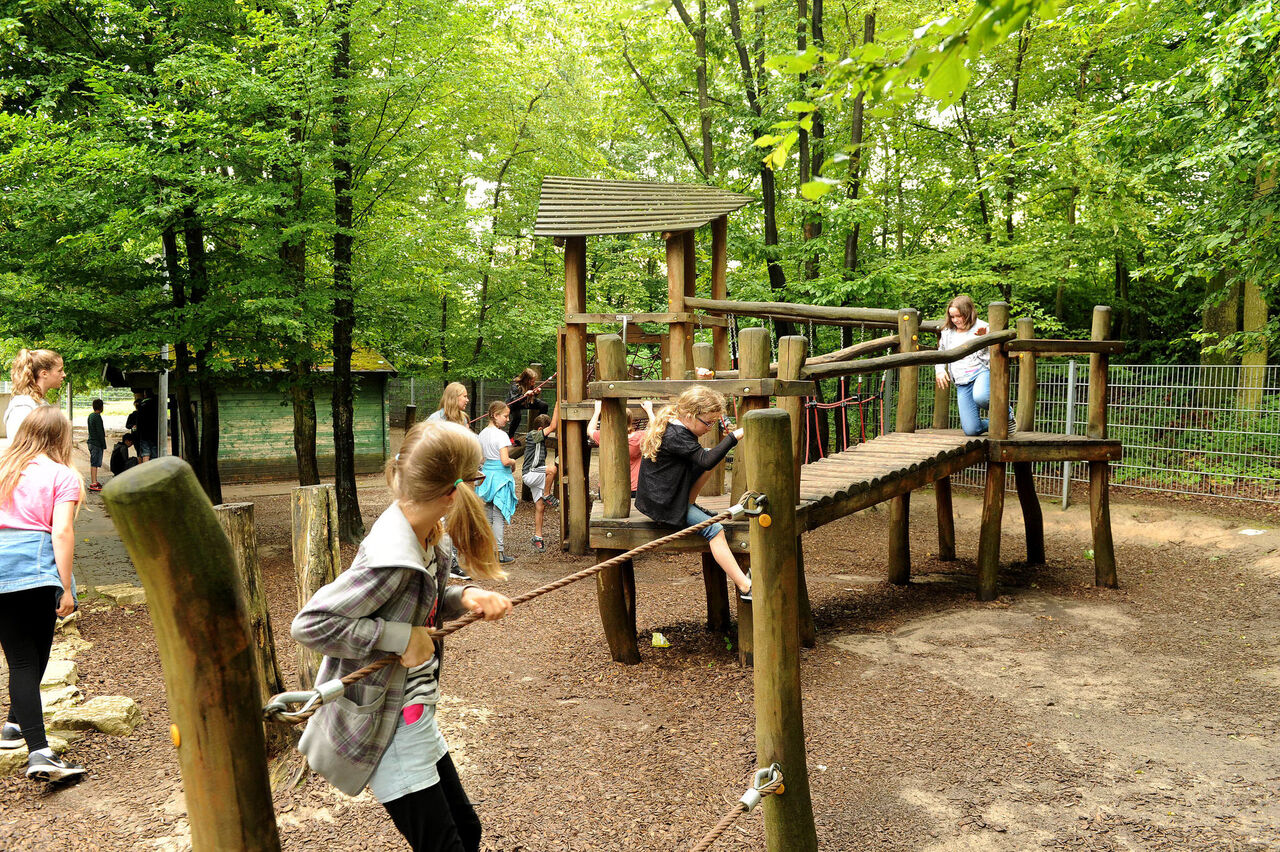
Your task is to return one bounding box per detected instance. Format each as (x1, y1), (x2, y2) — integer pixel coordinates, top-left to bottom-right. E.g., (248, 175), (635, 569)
(182, 209), (222, 505)
(331, 0), (363, 542)
(1004, 27), (1031, 242)
(842, 12), (874, 276)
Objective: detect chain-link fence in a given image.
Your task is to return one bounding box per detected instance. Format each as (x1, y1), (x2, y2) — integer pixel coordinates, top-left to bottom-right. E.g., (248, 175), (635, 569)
(387, 376), (557, 431)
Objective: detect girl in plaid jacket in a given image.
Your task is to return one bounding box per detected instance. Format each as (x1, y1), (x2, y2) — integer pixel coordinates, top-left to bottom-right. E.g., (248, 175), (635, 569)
(293, 420), (512, 852)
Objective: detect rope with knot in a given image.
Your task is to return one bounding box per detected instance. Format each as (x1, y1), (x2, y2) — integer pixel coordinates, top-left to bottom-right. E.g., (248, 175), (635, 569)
(688, 765), (785, 852)
(264, 491), (767, 723)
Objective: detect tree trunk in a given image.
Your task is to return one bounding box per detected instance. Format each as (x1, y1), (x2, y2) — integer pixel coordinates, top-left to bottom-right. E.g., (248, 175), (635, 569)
(1005, 28), (1031, 242)
(843, 12), (874, 275)
(182, 210), (222, 505)
(957, 94), (993, 245)
(289, 358), (320, 486)
(162, 226), (201, 470)
(331, 0), (363, 542)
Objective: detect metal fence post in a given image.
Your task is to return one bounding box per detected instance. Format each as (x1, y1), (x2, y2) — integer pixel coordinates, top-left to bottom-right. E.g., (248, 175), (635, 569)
(410, 376), (415, 407)
(1062, 360), (1077, 509)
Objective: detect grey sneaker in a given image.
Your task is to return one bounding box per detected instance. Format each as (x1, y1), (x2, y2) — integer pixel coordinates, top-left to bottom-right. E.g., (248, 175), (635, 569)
(0, 722), (22, 749)
(498, 552), (516, 565)
(26, 752), (86, 783)
(449, 563), (472, 581)
(542, 494), (559, 509)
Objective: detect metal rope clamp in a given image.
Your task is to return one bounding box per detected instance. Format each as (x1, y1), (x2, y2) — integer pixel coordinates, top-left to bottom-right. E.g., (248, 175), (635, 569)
(739, 764), (784, 812)
(263, 679), (345, 723)
(737, 492), (768, 519)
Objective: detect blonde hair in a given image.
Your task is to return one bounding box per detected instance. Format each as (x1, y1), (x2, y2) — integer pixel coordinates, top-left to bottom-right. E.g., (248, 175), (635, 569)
(386, 421), (503, 579)
(437, 382), (469, 425)
(0, 406), (82, 510)
(10, 349), (62, 400)
(486, 400), (508, 425)
(944, 295), (977, 332)
(641, 386), (726, 461)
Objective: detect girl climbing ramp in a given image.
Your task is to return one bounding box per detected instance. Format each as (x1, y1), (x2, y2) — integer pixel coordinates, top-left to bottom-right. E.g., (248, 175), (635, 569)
(292, 420), (512, 852)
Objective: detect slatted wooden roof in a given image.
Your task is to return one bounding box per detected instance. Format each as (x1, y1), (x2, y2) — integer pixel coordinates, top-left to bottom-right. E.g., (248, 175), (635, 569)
(534, 176), (755, 237)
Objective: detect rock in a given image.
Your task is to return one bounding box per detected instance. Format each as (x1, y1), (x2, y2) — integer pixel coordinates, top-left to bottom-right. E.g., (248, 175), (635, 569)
(50, 695), (142, 736)
(96, 583), (147, 606)
(55, 610), (80, 635)
(41, 684), (83, 716)
(0, 734), (72, 777)
(42, 659), (78, 689)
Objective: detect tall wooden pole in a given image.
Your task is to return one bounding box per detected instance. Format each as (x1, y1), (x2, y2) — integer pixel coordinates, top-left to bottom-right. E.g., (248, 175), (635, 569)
(665, 232), (689, 379)
(976, 301), (1010, 601)
(292, 484), (341, 689)
(732, 327), (770, 666)
(103, 459), (280, 852)
(1012, 316), (1045, 564)
(595, 335), (641, 664)
(745, 409), (818, 852)
(710, 216), (731, 376)
(931, 327), (955, 560)
(694, 342), (724, 497)
(1088, 305), (1117, 587)
(888, 309), (919, 585)
(683, 229), (697, 373)
(777, 336), (815, 647)
(564, 236), (590, 554)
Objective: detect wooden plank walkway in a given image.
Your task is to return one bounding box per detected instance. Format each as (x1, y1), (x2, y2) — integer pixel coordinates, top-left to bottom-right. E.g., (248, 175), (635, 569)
(587, 429), (1122, 552)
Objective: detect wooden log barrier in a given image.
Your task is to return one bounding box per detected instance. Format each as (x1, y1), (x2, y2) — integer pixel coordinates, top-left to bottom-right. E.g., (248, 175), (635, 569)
(731, 328), (769, 666)
(977, 302), (1010, 601)
(745, 409), (818, 852)
(404, 404), (417, 429)
(214, 502), (290, 754)
(103, 458), (281, 852)
(596, 335), (641, 664)
(778, 336), (816, 647)
(292, 484), (342, 689)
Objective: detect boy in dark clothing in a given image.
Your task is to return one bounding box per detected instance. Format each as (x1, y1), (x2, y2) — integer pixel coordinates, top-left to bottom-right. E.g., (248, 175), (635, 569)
(87, 398), (107, 491)
(109, 434), (138, 476)
(521, 405), (559, 551)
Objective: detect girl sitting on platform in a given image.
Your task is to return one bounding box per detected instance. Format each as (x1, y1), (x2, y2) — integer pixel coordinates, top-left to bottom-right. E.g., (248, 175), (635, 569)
(292, 420), (511, 852)
(635, 386), (752, 601)
(935, 294), (1015, 437)
(474, 402), (517, 564)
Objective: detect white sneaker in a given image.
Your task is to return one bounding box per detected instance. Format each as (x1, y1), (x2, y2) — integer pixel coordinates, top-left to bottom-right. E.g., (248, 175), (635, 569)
(0, 722), (23, 749)
(26, 752), (86, 783)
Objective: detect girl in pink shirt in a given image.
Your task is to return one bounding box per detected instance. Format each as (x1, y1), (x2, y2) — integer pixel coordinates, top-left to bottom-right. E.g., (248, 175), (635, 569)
(0, 406), (85, 783)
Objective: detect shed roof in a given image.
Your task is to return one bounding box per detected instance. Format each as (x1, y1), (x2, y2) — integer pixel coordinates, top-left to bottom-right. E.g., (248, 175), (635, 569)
(533, 176), (754, 237)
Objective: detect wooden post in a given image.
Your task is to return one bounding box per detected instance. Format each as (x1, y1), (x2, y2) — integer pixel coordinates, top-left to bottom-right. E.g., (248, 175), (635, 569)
(595, 335), (640, 664)
(745, 410), (818, 852)
(702, 551), (731, 633)
(888, 309), (919, 585)
(976, 302), (1010, 601)
(665, 232), (689, 380)
(694, 342), (725, 497)
(103, 459), (281, 852)
(1087, 305), (1117, 587)
(556, 327), (569, 547)
(710, 216), (731, 376)
(1087, 306), (1111, 440)
(214, 502), (290, 754)
(932, 336), (955, 561)
(404, 404), (417, 430)
(564, 236), (590, 555)
(683, 229), (697, 371)
(731, 327), (771, 503)
(777, 336), (816, 647)
(1090, 462), (1118, 588)
(292, 484), (341, 689)
(1015, 317), (1036, 432)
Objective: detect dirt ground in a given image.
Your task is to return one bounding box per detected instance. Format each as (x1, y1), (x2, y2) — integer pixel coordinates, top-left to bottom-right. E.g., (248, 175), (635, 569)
(2, 435), (1279, 850)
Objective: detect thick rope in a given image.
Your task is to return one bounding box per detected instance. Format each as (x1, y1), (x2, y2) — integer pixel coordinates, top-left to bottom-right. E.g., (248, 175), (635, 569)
(267, 495), (758, 722)
(687, 773), (785, 852)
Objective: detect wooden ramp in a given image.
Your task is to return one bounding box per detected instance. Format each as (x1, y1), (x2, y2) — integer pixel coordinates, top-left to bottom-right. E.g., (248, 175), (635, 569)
(588, 429), (1121, 553)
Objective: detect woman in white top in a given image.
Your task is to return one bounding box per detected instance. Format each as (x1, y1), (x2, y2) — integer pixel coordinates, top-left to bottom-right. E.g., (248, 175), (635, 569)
(4, 350), (64, 441)
(934, 295), (1013, 437)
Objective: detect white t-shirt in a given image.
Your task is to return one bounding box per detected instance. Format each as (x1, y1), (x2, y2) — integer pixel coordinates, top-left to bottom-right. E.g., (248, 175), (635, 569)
(935, 319), (990, 385)
(478, 425), (511, 462)
(3, 395), (43, 441)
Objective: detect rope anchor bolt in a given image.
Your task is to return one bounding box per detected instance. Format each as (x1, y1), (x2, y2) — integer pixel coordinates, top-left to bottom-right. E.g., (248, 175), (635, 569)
(740, 764), (785, 813)
(263, 679), (345, 723)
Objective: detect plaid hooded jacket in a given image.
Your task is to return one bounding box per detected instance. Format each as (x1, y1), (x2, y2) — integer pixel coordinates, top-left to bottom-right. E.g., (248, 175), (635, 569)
(291, 503), (470, 796)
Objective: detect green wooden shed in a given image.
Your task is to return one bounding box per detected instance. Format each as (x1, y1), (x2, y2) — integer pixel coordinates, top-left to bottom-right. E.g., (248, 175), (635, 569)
(113, 349), (396, 484)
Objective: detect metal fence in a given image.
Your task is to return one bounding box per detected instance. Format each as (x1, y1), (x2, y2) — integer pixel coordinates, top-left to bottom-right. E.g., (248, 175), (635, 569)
(387, 377), (551, 431)
(885, 362), (1280, 505)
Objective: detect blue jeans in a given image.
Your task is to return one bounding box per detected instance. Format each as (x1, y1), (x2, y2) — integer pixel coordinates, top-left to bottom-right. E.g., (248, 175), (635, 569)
(955, 370), (1012, 437)
(686, 504), (724, 541)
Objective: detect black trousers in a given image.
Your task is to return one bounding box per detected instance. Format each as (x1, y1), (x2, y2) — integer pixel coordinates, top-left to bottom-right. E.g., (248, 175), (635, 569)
(382, 753), (481, 852)
(505, 397), (548, 438)
(0, 586), (57, 752)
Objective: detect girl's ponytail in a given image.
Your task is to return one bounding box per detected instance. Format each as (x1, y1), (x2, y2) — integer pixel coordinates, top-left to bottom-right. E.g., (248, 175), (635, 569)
(641, 404), (678, 461)
(444, 483), (502, 579)
(9, 348), (61, 400)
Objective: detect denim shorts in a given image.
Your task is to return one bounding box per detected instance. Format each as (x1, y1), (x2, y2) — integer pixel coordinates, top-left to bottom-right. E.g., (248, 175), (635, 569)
(136, 439), (157, 458)
(89, 446), (104, 467)
(686, 504), (724, 541)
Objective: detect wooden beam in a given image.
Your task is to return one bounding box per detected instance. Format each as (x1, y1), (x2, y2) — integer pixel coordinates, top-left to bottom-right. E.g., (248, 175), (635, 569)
(1015, 317), (1037, 433)
(711, 216), (731, 376)
(1090, 461), (1118, 588)
(1006, 339), (1124, 355)
(666, 234), (688, 379)
(778, 336), (815, 647)
(588, 378), (815, 399)
(685, 296), (900, 324)
(802, 329), (1017, 379)
(564, 237), (590, 555)
(567, 311), (729, 327)
(1087, 306), (1111, 440)
(731, 328), (771, 504)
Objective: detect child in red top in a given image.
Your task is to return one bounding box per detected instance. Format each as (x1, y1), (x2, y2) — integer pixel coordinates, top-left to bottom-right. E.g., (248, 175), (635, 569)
(588, 399), (653, 496)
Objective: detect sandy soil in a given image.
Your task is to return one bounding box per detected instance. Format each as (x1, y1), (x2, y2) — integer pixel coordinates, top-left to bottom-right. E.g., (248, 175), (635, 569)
(1, 435), (1278, 851)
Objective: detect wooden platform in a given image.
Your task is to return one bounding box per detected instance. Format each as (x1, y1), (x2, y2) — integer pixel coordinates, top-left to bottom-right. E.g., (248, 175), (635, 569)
(588, 429), (1122, 552)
